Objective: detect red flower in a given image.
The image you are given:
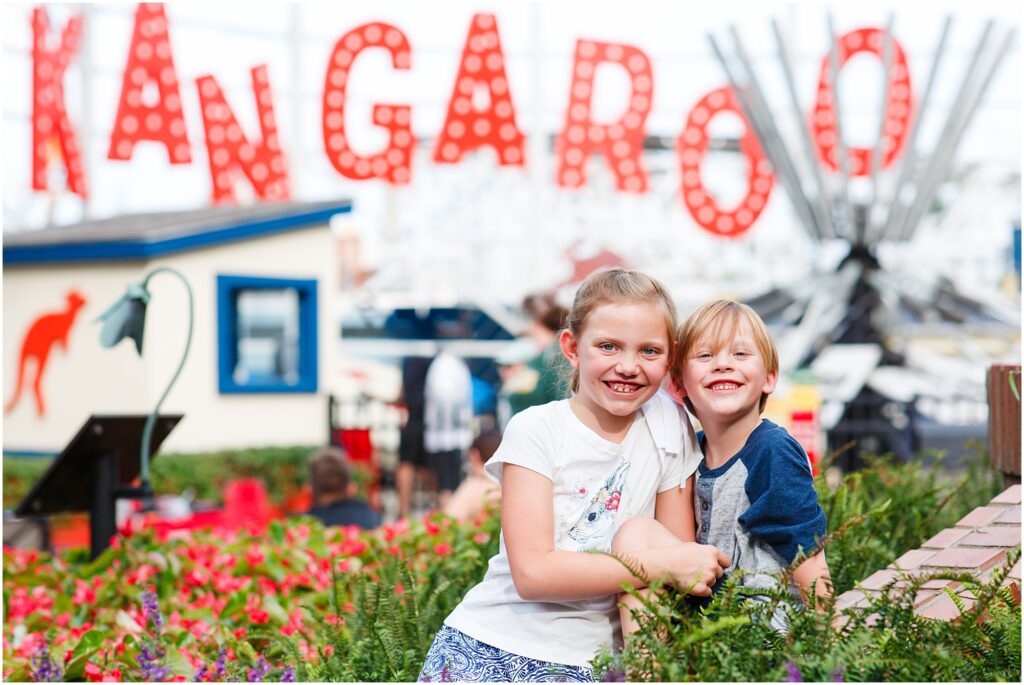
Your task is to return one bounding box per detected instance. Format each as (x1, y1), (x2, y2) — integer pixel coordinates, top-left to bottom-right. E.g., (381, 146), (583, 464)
(185, 569), (208, 587)
(250, 609), (270, 625)
(394, 582), (405, 596)
(246, 546), (265, 567)
(188, 619), (212, 639)
(72, 579), (96, 604)
(258, 576), (278, 595)
(473, 533), (491, 544)
(434, 543), (453, 557)
(424, 521), (441, 535)
(342, 540), (367, 556)
(83, 663), (104, 682)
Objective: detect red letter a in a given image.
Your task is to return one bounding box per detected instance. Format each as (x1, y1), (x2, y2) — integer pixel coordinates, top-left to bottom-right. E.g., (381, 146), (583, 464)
(434, 13), (525, 166)
(107, 3), (191, 164)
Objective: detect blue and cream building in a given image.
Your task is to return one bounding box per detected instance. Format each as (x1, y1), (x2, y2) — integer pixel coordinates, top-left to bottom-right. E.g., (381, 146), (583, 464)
(3, 199), (350, 454)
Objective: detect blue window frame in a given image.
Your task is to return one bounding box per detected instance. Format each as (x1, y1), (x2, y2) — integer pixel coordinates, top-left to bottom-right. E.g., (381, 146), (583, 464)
(217, 274), (318, 394)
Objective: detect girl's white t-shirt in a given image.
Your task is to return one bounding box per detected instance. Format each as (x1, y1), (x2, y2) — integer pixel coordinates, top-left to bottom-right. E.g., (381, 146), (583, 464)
(443, 391), (701, 667)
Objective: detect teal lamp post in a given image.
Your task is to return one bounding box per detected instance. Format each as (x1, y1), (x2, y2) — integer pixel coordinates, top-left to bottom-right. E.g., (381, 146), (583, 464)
(96, 266), (194, 495)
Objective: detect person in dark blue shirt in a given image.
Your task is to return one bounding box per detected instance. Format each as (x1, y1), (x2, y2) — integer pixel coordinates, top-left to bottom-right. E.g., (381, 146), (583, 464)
(675, 300), (831, 625)
(305, 447), (381, 530)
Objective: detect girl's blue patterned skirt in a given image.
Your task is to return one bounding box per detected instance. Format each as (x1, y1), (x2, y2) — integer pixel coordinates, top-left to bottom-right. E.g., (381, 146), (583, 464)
(419, 624), (594, 682)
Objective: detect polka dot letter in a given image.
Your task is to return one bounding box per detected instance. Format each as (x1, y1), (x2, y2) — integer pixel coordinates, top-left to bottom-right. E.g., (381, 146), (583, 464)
(31, 7), (86, 197)
(678, 87), (774, 238)
(196, 65), (291, 204)
(433, 13), (525, 167)
(812, 27), (912, 176)
(323, 22), (414, 184)
(107, 3), (191, 164)
(555, 39), (653, 193)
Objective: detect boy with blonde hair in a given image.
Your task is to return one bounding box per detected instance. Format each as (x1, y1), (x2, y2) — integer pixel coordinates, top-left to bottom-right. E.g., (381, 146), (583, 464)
(673, 299), (830, 622)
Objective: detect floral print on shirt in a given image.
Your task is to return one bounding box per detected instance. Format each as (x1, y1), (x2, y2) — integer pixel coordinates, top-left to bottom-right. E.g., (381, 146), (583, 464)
(566, 455), (630, 551)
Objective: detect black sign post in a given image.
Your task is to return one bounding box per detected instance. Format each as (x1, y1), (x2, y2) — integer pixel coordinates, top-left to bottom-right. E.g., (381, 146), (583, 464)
(14, 414), (182, 559)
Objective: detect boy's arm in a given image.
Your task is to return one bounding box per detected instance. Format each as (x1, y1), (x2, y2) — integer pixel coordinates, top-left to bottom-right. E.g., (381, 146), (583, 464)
(502, 464), (728, 601)
(654, 475), (696, 542)
(792, 550), (832, 607)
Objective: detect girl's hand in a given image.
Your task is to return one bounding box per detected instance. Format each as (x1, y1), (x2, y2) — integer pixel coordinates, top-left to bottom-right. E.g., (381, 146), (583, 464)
(611, 518), (729, 596)
(646, 542), (730, 596)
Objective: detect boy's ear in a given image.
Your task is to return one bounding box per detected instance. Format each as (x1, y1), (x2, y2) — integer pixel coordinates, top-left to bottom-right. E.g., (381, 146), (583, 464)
(762, 368), (779, 395)
(666, 377), (687, 402)
(559, 329), (580, 369)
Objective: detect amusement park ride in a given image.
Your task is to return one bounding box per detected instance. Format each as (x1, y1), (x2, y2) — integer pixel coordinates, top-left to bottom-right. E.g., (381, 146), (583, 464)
(708, 15), (1019, 465)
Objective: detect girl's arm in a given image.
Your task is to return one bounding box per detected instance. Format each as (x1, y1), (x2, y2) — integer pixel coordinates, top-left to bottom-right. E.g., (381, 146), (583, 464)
(653, 474), (696, 542)
(502, 464), (728, 602)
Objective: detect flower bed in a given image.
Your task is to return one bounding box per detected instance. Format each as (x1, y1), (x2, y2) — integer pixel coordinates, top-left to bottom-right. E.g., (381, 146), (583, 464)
(3, 450), (1018, 682)
(3, 511), (499, 682)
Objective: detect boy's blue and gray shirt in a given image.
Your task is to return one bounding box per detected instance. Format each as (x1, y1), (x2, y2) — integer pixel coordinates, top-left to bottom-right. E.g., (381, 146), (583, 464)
(693, 419), (827, 623)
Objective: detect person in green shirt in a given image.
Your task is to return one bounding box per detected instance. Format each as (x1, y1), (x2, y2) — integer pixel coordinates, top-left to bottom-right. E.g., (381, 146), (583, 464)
(501, 292), (569, 421)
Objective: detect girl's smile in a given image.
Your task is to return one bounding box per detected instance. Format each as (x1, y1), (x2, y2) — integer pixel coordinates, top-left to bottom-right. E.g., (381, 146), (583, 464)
(560, 301), (670, 441)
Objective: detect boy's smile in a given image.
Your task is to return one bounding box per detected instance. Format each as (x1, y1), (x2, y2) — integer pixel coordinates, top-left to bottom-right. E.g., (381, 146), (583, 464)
(680, 321), (777, 430)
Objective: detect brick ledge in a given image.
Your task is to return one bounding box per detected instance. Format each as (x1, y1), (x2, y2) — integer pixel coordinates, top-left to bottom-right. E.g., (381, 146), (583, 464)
(835, 485), (1021, 621)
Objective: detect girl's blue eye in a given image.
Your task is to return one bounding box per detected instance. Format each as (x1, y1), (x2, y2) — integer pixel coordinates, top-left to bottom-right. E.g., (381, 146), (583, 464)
(599, 343), (615, 351)
(642, 347), (660, 356)
(695, 352), (713, 360)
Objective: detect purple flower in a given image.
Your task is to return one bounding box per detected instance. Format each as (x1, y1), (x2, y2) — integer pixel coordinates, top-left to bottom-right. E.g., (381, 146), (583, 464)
(783, 661), (803, 682)
(214, 648), (228, 679)
(440, 664), (451, 682)
(280, 664), (297, 682)
(247, 657), (271, 683)
(141, 590), (164, 633)
(830, 666), (845, 682)
(29, 643), (63, 683)
(194, 664), (209, 681)
(137, 642), (171, 681)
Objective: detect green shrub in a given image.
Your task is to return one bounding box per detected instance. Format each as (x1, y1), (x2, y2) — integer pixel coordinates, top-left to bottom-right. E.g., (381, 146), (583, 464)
(2, 457), (50, 509)
(594, 549), (1020, 682)
(816, 446), (1004, 594)
(291, 509), (501, 682)
(3, 445), (344, 509)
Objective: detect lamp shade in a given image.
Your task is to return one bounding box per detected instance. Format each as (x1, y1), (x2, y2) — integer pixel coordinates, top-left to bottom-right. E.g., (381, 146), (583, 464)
(96, 283), (150, 355)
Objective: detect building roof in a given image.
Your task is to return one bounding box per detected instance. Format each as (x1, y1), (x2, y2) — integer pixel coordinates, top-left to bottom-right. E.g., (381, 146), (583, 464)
(3, 199), (352, 265)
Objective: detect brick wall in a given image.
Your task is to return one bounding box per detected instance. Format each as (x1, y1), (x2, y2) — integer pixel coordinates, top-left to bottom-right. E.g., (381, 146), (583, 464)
(835, 485), (1021, 621)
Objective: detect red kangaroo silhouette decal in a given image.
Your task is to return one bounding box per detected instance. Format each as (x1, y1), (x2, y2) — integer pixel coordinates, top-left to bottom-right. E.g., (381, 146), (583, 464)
(5, 290), (87, 416)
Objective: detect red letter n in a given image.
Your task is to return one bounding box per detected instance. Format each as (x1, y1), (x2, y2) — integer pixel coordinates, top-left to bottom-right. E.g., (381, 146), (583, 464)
(196, 66), (291, 204)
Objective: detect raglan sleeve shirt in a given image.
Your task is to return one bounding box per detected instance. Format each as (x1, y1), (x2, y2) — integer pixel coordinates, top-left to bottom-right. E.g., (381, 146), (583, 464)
(738, 427), (827, 565)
